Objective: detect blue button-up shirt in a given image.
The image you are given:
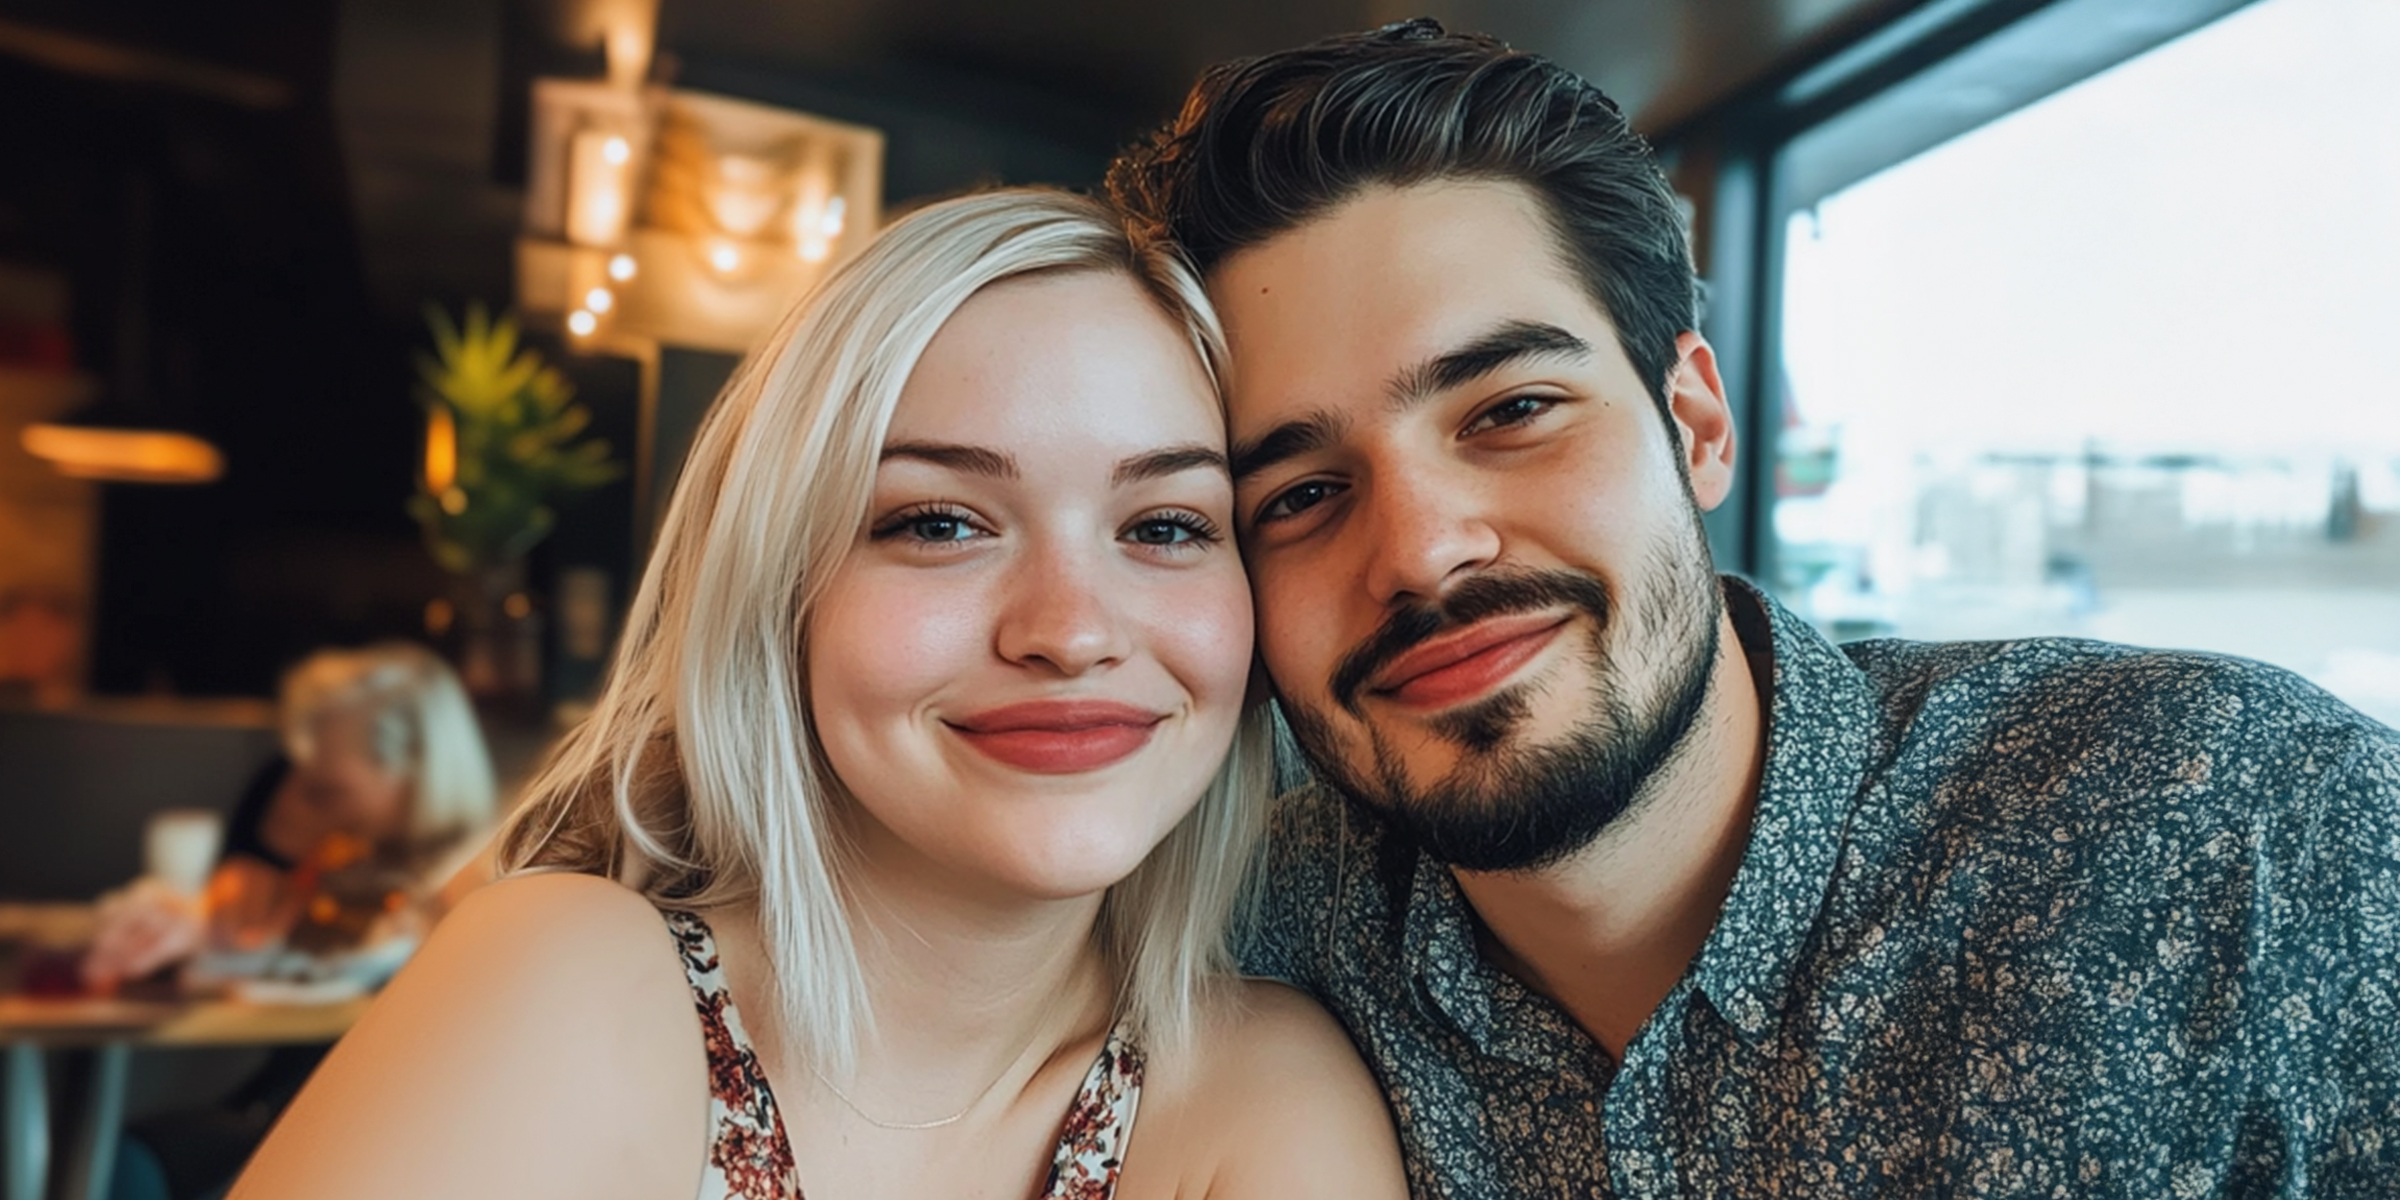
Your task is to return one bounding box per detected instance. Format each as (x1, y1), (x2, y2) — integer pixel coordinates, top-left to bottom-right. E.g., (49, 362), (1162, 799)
(1240, 579), (2400, 1197)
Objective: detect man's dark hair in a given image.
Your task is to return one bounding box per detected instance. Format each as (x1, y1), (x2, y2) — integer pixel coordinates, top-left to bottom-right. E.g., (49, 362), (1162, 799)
(1109, 18), (1698, 416)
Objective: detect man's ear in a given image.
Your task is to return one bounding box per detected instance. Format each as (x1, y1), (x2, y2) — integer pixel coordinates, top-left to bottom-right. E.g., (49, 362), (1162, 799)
(1665, 331), (1738, 512)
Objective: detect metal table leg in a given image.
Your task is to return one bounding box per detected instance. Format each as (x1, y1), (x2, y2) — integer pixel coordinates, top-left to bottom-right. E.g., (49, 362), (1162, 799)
(4, 1044), (46, 1200)
(56, 1045), (126, 1200)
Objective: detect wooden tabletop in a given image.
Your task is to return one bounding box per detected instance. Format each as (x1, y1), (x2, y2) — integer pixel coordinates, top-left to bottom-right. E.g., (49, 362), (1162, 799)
(0, 993), (371, 1049)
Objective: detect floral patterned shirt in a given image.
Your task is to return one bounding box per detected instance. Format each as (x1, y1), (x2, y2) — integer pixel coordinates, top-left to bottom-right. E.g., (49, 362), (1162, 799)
(665, 910), (1144, 1200)
(1239, 578), (2400, 1198)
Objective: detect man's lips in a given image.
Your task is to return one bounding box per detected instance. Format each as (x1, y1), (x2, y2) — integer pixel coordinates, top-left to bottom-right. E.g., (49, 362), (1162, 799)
(1367, 612), (1573, 710)
(945, 699), (1168, 774)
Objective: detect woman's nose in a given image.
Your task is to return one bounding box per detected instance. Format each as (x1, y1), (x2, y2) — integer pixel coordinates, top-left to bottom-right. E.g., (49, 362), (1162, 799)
(991, 547), (1134, 675)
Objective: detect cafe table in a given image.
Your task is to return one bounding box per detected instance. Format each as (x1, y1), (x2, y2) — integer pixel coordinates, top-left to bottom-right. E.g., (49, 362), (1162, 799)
(2, 991), (370, 1200)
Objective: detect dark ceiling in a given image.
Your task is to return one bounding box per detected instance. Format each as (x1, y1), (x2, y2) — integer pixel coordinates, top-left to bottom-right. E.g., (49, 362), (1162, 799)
(0, 0), (1914, 693)
(6, 0), (1918, 323)
(647, 0), (1906, 137)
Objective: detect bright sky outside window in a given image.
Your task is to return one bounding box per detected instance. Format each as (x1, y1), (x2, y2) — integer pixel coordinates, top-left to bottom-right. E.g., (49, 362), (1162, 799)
(1774, 0), (2400, 727)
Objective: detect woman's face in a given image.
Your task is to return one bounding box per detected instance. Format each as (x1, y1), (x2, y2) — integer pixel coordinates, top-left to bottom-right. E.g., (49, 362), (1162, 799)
(807, 269), (1251, 904)
(269, 714), (413, 855)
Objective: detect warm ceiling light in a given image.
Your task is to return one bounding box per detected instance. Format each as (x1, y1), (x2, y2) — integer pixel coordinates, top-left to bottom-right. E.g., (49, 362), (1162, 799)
(607, 253), (637, 281)
(22, 423), (224, 484)
(585, 286), (613, 313)
(567, 309), (598, 336)
(601, 135), (630, 165)
(707, 240), (741, 273)
(823, 196), (847, 237)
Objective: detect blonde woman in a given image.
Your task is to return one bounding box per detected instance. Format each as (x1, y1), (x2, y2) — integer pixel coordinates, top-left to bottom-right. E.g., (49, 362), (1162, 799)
(230, 190), (1405, 1200)
(84, 641), (499, 987)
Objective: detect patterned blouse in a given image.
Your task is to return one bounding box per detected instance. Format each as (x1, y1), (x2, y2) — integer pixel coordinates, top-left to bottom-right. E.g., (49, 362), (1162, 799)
(664, 910), (1145, 1200)
(1240, 578), (2400, 1198)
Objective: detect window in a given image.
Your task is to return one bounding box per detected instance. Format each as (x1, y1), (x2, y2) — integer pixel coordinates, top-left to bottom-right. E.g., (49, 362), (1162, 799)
(1769, 0), (2400, 727)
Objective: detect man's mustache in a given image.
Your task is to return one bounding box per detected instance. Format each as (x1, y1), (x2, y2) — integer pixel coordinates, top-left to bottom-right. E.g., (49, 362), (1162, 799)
(1329, 567), (1613, 714)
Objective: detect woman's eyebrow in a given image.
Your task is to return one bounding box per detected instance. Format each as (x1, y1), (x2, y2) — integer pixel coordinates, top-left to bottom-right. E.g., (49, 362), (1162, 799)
(1112, 443), (1229, 487)
(880, 440), (1018, 478)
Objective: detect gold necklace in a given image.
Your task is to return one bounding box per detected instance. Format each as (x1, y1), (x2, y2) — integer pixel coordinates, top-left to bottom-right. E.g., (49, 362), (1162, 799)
(804, 1032), (1040, 1131)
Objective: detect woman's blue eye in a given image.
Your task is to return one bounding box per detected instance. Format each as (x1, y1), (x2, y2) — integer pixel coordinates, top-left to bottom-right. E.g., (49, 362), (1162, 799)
(872, 507), (983, 544)
(1125, 511), (1220, 548)
(908, 515), (973, 542)
(1130, 519), (1193, 545)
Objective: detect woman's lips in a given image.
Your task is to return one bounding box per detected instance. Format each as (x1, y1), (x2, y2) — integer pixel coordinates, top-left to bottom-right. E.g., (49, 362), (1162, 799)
(946, 699), (1167, 774)
(1369, 612), (1573, 711)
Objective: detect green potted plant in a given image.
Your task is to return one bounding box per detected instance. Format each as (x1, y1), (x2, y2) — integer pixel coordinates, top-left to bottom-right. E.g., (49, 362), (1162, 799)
(408, 303), (621, 702)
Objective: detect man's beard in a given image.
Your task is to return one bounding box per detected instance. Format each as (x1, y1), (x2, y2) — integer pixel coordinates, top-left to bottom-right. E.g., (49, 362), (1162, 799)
(1278, 530), (1723, 874)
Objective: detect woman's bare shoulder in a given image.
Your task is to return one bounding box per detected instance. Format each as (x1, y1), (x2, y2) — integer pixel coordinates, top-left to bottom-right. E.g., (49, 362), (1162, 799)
(1123, 979), (1406, 1200)
(230, 872), (709, 1200)
(445, 869), (681, 957)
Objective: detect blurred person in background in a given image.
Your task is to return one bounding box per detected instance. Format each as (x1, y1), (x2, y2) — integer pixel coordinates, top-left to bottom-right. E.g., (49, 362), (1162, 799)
(85, 641), (498, 1200)
(83, 641), (498, 989)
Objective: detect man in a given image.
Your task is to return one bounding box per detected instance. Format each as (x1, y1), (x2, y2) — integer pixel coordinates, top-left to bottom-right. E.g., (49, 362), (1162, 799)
(1110, 18), (2400, 1197)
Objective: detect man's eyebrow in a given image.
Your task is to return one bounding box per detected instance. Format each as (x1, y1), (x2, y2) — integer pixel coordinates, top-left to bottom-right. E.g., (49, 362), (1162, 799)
(1230, 410), (1348, 486)
(1112, 443), (1228, 487)
(1387, 320), (1592, 410)
(879, 440), (1018, 479)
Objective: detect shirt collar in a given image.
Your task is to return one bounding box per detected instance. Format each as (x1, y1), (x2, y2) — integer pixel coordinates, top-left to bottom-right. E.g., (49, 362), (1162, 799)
(1688, 577), (1879, 1044)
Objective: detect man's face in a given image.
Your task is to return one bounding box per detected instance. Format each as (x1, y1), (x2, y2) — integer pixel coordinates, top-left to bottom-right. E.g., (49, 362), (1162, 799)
(1214, 179), (1739, 872)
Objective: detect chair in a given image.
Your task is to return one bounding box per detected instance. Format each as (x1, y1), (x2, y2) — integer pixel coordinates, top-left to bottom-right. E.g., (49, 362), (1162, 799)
(0, 702), (279, 902)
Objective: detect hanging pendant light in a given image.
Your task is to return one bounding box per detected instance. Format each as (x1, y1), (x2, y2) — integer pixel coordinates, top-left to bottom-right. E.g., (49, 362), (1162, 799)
(20, 169), (224, 485)
(20, 411), (223, 483)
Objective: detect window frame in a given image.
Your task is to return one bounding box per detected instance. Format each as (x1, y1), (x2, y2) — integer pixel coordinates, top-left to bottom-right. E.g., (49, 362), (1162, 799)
(1660, 0), (2262, 583)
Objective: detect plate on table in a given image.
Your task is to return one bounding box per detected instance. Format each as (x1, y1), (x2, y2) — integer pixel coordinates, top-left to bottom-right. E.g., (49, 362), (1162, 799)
(227, 976), (370, 1006)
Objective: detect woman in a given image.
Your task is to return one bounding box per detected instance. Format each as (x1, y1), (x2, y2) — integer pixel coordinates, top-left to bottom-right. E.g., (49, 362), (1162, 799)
(84, 641), (499, 988)
(229, 190), (1405, 1200)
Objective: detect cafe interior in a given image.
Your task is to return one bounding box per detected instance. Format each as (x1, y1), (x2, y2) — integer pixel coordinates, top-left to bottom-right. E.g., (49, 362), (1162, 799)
(1, 0), (2393, 1196)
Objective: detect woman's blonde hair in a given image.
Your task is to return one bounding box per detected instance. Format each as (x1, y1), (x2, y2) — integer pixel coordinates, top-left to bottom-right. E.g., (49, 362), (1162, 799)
(498, 188), (1275, 1071)
(282, 641), (498, 861)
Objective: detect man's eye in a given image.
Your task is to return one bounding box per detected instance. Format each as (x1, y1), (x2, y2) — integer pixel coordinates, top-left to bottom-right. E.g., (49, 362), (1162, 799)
(1464, 395), (1555, 434)
(1257, 479), (1344, 524)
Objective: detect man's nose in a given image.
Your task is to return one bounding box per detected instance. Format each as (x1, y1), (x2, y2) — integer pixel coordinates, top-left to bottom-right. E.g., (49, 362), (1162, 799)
(992, 542), (1133, 675)
(1358, 466), (1501, 608)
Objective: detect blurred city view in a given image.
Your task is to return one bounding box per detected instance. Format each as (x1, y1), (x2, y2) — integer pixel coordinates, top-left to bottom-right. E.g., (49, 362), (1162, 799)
(1772, 0), (2400, 728)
